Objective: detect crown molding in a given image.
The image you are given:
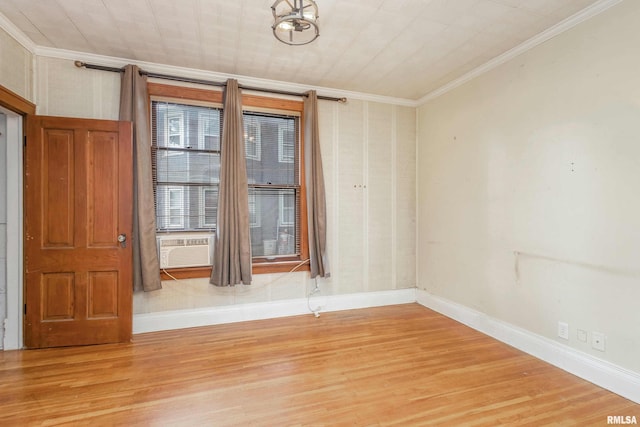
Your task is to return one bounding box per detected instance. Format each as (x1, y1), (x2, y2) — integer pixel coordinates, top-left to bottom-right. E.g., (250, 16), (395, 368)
(417, 0), (624, 106)
(0, 11), (35, 53)
(34, 46), (419, 107)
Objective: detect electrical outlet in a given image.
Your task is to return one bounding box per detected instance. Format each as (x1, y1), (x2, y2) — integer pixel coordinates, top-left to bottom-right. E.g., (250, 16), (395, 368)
(592, 331), (606, 352)
(558, 321), (569, 340)
(577, 329), (588, 343)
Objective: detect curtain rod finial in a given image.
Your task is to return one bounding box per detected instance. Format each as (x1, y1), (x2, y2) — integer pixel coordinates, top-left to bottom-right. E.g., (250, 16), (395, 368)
(339, 97), (347, 103)
(74, 60), (86, 68)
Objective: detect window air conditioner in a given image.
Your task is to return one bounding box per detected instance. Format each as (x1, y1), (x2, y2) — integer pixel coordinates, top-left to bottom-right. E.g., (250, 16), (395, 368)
(157, 234), (213, 269)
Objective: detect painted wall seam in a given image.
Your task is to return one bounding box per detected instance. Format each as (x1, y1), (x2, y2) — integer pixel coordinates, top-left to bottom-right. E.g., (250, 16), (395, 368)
(391, 105), (398, 290)
(362, 101), (369, 292)
(332, 102), (340, 290)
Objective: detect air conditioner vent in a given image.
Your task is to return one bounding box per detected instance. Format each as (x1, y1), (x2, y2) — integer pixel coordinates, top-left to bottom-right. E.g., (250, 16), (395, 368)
(160, 238), (185, 247)
(157, 234), (213, 269)
(186, 238), (209, 246)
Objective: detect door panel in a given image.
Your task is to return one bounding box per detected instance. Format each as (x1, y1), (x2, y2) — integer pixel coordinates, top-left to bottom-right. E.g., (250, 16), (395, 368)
(88, 131), (119, 247)
(42, 129), (75, 247)
(25, 116), (133, 348)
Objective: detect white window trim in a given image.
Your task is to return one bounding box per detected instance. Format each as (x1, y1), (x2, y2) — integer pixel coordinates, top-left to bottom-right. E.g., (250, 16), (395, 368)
(198, 111), (217, 150)
(166, 186), (185, 229)
(200, 187), (217, 228)
(278, 124), (295, 163)
(245, 119), (261, 161)
(279, 190), (295, 226)
(167, 111), (185, 148)
(249, 192), (261, 228)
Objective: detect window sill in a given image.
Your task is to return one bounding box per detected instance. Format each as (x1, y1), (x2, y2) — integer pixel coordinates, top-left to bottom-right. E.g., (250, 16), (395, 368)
(160, 260), (310, 280)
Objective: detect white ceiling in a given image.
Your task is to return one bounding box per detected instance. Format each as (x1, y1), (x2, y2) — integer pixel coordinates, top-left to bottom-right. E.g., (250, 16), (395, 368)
(0, 0), (603, 100)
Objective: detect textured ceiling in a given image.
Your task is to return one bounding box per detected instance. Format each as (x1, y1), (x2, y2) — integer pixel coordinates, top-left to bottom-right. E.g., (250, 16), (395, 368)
(0, 0), (600, 100)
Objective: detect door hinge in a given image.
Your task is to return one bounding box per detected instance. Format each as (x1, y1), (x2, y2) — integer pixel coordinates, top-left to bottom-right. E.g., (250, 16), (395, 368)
(23, 135), (26, 147)
(24, 304), (26, 315)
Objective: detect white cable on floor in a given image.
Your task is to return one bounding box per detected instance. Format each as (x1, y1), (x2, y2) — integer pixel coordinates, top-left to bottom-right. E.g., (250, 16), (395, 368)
(307, 277), (323, 317)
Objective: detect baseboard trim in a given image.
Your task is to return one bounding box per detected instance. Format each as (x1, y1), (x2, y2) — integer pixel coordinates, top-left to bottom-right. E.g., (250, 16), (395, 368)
(416, 289), (640, 404)
(133, 288), (416, 334)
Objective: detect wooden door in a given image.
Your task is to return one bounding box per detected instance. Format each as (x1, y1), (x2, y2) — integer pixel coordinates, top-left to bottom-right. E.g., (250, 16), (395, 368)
(24, 116), (133, 348)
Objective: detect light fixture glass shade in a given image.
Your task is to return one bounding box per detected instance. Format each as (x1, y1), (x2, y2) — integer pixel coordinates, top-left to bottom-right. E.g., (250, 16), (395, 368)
(271, 0), (319, 46)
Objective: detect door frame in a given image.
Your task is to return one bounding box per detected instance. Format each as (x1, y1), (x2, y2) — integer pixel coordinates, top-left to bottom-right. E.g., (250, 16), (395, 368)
(0, 106), (24, 350)
(1, 85), (35, 350)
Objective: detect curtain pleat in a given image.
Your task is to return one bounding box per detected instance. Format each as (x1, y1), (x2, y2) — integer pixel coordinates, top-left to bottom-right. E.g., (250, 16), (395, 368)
(210, 79), (252, 286)
(119, 65), (162, 292)
(304, 91), (330, 278)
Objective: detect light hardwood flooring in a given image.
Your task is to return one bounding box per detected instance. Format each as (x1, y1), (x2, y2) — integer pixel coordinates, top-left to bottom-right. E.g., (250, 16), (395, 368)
(0, 304), (638, 426)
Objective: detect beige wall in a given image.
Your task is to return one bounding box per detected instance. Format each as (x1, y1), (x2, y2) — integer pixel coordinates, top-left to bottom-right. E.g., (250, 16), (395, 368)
(35, 57), (120, 119)
(0, 27), (32, 101)
(136, 98), (416, 313)
(417, 0), (640, 373)
(29, 57), (416, 314)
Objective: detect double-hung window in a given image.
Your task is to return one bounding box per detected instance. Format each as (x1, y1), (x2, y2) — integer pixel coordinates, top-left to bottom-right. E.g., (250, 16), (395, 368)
(244, 110), (300, 259)
(152, 100), (221, 232)
(149, 84), (308, 275)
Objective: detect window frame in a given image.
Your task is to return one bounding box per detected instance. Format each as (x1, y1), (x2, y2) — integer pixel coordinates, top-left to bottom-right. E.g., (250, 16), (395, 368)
(148, 83), (309, 279)
(152, 98), (221, 233)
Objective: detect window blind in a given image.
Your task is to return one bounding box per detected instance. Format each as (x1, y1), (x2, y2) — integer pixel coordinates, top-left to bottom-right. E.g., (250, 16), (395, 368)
(152, 101), (221, 231)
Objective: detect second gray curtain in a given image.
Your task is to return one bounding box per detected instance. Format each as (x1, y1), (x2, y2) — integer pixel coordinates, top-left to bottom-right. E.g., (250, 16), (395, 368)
(210, 79), (252, 286)
(304, 91), (330, 278)
(119, 64), (162, 292)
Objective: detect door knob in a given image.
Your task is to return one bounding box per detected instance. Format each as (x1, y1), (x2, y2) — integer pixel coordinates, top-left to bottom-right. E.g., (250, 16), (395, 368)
(117, 233), (127, 248)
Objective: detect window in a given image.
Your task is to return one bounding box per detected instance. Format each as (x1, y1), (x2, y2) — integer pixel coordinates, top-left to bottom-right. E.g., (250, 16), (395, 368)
(200, 187), (218, 228)
(165, 186), (184, 229)
(244, 111), (300, 259)
(244, 116), (261, 160)
(248, 192), (261, 228)
(198, 111), (219, 150)
(167, 112), (184, 148)
(278, 123), (295, 163)
(152, 100), (221, 232)
(279, 190), (295, 226)
(149, 83), (308, 275)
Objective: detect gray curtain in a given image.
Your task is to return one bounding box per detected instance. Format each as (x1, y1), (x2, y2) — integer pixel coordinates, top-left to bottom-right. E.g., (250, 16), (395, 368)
(210, 79), (252, 286)
(304, 91), (330, 278)
(119, 65), (162, 292)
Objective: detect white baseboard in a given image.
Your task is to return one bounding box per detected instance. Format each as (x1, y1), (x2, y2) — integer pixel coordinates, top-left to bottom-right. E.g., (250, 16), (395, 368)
(416, 289), (640, 405)
(133, 287), (416, 334)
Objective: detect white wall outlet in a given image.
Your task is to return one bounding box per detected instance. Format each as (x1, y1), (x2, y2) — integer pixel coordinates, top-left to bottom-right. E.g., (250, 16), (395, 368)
(592, 331), (606, 352)
(577, 329), (588, 342)
(557, 321), (569, 340)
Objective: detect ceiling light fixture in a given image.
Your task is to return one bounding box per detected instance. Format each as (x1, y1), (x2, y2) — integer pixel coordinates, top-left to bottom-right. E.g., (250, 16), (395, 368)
(271, 0), (319, 46)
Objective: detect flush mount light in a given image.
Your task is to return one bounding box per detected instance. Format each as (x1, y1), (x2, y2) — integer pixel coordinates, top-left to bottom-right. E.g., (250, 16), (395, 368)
(271, 0), (319, 46)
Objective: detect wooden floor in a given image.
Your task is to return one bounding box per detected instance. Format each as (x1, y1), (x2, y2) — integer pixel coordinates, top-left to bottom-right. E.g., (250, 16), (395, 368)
(0, 304), (638, 426)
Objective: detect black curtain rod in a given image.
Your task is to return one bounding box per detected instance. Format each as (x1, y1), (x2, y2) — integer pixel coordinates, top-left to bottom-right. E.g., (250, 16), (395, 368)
(74, 61), (347, 103)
